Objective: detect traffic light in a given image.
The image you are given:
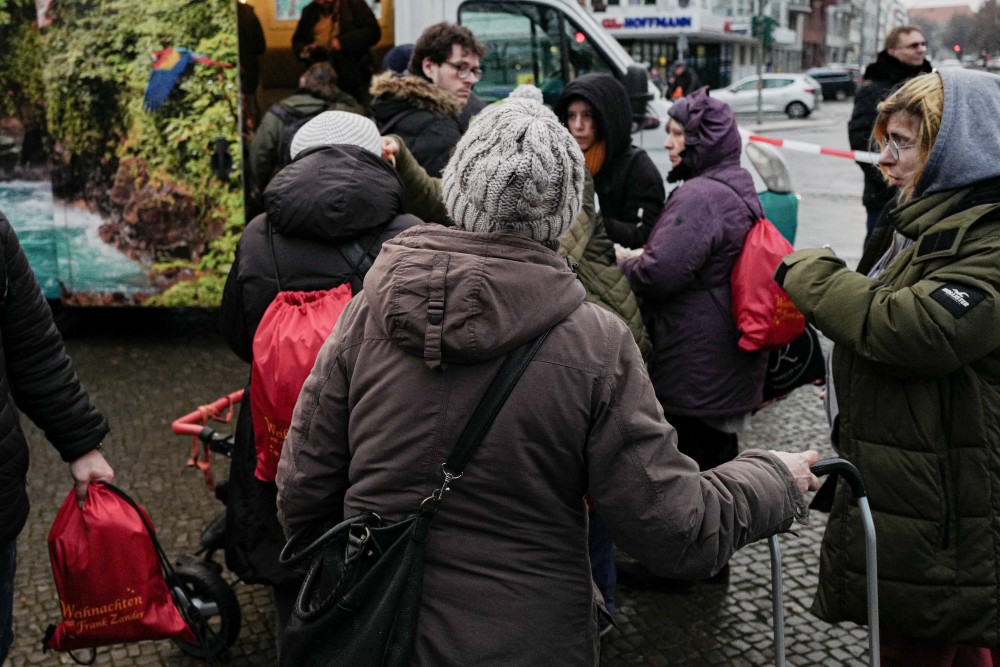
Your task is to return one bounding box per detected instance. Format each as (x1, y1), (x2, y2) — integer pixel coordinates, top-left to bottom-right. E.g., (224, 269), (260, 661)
(954, 44), (962, 54)
(751, 15), (776, 48)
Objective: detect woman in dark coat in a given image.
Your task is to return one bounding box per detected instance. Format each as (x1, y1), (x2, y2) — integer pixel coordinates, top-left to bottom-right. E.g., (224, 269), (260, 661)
(555, 73), (664, 249)
(0, 212), (113, 663)
(219, 111), (421, 646)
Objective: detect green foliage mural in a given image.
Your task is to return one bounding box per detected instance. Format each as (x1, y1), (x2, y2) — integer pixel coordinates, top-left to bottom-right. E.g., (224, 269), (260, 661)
(2, 0), (243, 306)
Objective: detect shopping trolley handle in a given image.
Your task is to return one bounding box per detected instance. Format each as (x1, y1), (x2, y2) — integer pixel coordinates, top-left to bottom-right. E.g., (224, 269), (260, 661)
(810, 458), (867, 499)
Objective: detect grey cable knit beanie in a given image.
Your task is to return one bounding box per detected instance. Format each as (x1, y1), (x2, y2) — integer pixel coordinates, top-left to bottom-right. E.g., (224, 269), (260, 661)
(290, 110), (383, 160)
(441, 97), (585, 248)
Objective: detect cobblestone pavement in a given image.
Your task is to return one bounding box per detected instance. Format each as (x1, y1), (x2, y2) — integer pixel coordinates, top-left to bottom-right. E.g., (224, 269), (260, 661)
(5, 309), (872, 666)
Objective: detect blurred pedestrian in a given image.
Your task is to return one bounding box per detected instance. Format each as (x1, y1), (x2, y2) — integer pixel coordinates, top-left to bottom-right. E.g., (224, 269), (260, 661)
(250, 61), (365, 196)
(276, 97), (821, 665)
(778, 69), (1000, 665)
(370, 22), (485, 177)
(236, 0), (266, 128)
(665, 60), (701, 99)
(649, 66), (665, 95)
(555, 73), (664, 249)
(848, 25), (931, 248)
(291, 0), (380, 108)
(381, 43), (413, 74)
(220, 111), (421, 653)
(0, 211), (113, 663)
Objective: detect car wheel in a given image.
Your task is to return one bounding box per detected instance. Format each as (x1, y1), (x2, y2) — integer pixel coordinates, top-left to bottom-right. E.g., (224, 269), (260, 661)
(171, 560), (242, 658)
(835, 89), (847, 101)
(786, 101), (809, 119)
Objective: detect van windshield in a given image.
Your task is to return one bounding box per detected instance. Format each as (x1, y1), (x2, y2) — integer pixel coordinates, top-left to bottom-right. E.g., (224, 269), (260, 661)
(460, 1), (614, 105)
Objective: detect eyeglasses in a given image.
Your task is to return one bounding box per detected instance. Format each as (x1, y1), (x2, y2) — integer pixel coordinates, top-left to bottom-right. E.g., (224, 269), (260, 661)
(442, 61), (484, 80)
(885, 137), (917, 160)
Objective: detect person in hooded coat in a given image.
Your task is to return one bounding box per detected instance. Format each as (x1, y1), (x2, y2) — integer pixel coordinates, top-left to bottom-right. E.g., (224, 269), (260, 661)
(219, 111), (421, 648)
(276, 97), (820, 666)
(621, 87), (768, 472)
(555, 73), (664, 249)
(778, 69), (1000, 665)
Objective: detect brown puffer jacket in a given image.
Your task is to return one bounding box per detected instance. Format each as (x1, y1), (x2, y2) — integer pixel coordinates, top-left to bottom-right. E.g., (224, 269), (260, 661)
(277, 225), (807, 666)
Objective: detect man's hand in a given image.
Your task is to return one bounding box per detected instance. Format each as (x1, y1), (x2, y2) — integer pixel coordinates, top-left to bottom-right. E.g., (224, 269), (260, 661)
(769, 449), (822, 495)
(69, 448), (115, 507)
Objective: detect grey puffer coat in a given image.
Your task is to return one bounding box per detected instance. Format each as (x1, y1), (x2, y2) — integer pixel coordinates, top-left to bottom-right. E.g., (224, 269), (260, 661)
(277, 224), (808, 666)
(621, 88), (767, 417)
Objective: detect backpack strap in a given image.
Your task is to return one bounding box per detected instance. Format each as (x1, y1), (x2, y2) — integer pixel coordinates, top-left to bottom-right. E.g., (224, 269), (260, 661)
(704, 176), (762, 223)
(266, 217), (284, 292)
(337, 227), (386, 285)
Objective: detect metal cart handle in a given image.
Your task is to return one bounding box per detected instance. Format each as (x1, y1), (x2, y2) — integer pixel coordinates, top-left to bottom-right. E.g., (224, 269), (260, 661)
(810, 457), (867, 498)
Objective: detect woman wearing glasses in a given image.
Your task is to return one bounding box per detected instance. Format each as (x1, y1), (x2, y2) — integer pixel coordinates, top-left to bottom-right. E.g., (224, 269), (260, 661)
(778, 69), (1000, 664)
(370, 22), (486, 178)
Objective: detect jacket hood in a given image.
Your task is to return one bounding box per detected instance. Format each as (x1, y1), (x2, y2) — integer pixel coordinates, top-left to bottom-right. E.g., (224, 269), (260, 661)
(263, 144), (405, 242)
(915, 68), (1000, 198)
(863, 50), (932, 84)
(554, 73), (633, 161)
(669, 86), (742, 176)
(363, 225), (586, 367)
(370, 71), (463, 120)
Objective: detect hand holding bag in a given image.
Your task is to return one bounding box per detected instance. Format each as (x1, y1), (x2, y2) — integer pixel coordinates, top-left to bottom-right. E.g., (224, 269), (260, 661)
(278, 331), (549, 667)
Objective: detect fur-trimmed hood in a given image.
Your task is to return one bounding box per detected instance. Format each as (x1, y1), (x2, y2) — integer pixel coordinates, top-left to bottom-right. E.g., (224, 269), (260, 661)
(370, 71), (463, 118)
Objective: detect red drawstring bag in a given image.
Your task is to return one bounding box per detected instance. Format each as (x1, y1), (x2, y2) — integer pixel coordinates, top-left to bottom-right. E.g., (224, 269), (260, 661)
(250, 285), (353, 482)
(730, 216), (806, 351)
(44, 483), (196, 652)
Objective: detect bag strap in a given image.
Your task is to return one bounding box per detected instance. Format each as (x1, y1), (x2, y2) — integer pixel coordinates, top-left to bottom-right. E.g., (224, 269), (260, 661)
(266, 216), (284, 292)
(420, 329), (550, 516)
(446, 332), (548, 474)
(705, 175), (761, 222)
(336, 228), (384, 286)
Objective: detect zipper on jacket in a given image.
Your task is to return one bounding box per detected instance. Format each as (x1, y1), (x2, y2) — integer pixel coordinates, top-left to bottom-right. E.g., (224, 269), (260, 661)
(937, 457), (952, 549)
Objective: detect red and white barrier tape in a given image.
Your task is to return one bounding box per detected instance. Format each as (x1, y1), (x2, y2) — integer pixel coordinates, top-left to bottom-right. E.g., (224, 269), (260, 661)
(739, 130), (880, 164)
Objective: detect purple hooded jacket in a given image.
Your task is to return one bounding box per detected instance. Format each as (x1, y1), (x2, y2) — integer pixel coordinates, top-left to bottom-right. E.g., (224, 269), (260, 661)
(621, 87), (767, 417)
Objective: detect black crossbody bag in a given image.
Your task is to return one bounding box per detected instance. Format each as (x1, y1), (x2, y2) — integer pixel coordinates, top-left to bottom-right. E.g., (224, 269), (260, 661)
(277, 330), (550, 667)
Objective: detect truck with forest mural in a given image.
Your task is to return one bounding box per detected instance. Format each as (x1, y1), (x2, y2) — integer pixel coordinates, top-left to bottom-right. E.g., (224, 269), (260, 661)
(0, 0), (662, 310)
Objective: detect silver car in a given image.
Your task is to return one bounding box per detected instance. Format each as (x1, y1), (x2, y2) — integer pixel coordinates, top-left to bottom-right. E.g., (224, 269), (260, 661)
(711, 73), (821, 119)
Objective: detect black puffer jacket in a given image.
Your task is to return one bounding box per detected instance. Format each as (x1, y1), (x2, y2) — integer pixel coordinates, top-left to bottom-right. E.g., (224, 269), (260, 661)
(0, 212), (109, 546)
(219, 145), (422, 584)
(848, 51), (932, 211)
(370, 71), (464, 178)
(555, 74), (664, 249)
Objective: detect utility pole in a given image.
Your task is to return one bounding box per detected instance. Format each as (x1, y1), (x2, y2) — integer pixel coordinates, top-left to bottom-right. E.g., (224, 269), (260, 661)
(753, 0), (772, 125)
(857, 0), (867, 70)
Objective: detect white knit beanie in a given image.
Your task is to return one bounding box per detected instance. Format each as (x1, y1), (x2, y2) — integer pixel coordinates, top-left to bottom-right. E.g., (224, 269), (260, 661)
(441, 97), (585, 247)
(289, 110), (383, 160)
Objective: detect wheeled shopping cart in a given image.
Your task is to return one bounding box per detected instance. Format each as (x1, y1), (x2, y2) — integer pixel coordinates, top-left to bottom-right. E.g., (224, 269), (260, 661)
(769, 458), (879, 667)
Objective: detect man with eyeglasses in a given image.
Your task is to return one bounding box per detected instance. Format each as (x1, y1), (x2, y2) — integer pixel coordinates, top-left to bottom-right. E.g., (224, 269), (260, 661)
(848, 25), (932, 248)
(370, 22), (487, 178)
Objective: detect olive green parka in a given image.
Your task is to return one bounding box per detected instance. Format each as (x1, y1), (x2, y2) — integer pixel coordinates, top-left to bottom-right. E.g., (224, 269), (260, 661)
(777, 68), (1000, 646)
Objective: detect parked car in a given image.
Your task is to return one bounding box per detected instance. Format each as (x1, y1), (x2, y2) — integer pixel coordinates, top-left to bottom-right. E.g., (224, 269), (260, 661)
(806, 66), (857, 100)
(710, 73), (821, 119)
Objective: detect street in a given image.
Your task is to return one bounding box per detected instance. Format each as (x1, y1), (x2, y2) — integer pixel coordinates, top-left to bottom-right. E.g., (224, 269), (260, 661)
(5, 101), (875, 666)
